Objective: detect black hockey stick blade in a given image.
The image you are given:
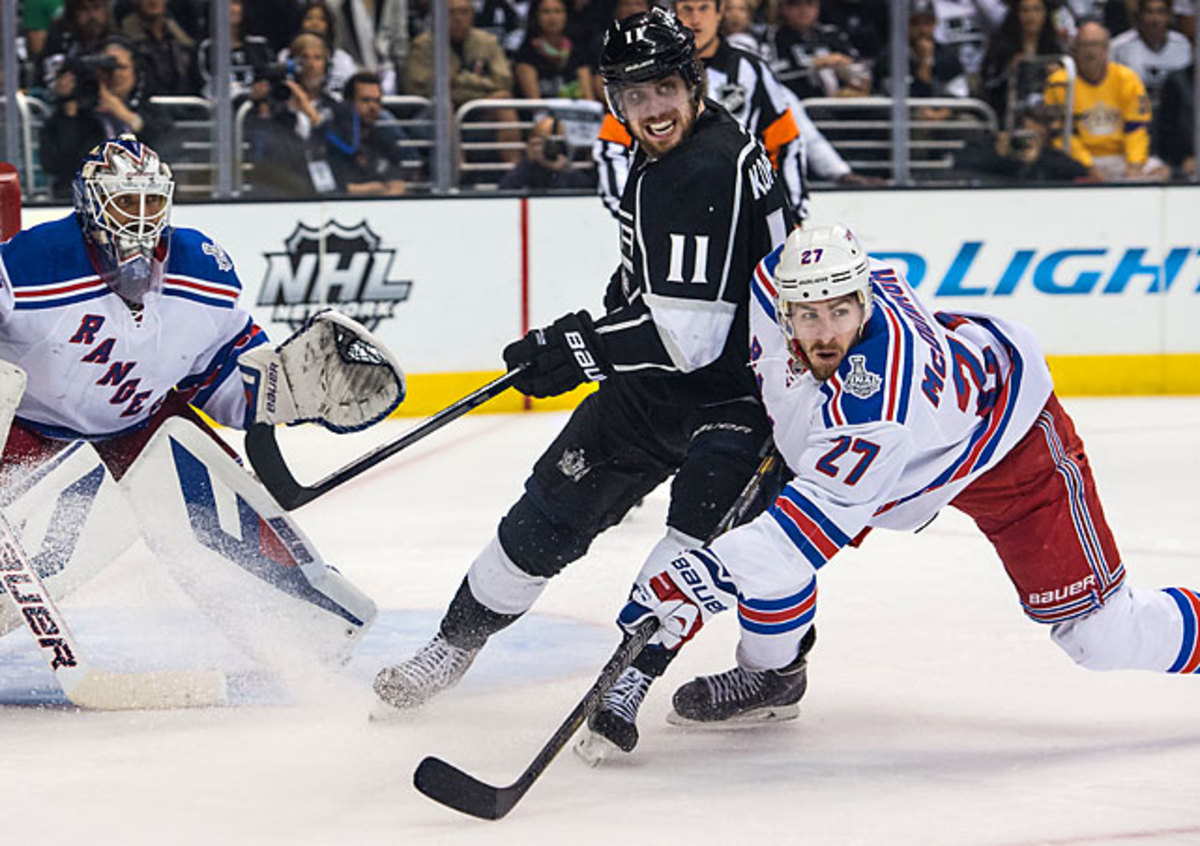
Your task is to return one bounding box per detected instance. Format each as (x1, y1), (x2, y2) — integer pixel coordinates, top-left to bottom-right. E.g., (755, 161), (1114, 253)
(413, 757), (518, 820)
(246, 369), (523, 510)
(413, 619), (659, 820)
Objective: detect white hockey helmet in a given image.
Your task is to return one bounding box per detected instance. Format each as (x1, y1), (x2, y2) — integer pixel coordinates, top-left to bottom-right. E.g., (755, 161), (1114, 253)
(73, 134), (174, 303)
(773, 224), (872, 368)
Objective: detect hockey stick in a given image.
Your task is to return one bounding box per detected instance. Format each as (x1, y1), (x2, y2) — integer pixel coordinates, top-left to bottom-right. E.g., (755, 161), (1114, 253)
(0, 513), (227, 709)
(245, 369), (523, 511)
(413, 450), (780, 820)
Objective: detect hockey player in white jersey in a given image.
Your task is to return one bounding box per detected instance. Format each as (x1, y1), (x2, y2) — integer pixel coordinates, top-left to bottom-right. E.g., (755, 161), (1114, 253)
(0, 135), (405, 683)
(606, 223), (1200, 735)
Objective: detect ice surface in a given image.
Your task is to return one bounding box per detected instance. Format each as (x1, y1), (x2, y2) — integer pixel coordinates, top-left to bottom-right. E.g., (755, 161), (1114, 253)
(1, 397), (1197, 845)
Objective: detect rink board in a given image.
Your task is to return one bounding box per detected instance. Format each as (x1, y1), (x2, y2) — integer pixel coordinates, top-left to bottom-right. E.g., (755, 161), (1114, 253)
(21, 184), (1200, 413)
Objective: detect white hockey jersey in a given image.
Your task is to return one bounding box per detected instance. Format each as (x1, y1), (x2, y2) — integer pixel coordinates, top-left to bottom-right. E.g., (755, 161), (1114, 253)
(0, 214), (269, 440)
(710, 249), (1054, 580)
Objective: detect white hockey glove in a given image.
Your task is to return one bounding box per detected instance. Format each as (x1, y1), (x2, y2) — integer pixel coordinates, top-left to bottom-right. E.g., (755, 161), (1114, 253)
(617, 549), (737, 651)
(240, 309), (405, 433)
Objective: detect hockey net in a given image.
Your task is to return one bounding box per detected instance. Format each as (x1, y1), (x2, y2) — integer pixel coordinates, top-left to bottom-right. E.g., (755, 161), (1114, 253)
(0, 162), (20, 241)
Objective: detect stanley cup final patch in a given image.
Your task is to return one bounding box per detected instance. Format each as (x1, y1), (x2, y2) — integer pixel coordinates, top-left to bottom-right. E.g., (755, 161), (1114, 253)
(843, 355), (882, 400)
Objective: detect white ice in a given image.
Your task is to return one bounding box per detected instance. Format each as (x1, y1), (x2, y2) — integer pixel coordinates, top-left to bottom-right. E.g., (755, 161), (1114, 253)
(1, 396), (1198, 845)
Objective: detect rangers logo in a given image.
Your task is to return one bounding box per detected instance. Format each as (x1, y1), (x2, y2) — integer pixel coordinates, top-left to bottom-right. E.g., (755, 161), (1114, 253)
(556, 448), (591, 482)
(202, 240), (233, 272)
(260, 220), (413, 331)
(842, 355), (882, 400)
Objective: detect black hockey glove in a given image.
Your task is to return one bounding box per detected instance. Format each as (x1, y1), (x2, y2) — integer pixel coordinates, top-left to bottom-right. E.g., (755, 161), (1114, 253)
(502, 310), (610, 398)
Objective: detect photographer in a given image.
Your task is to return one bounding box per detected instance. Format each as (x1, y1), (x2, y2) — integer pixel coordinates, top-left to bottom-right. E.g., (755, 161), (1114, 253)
(326, 71), (413, 195)
(498, 114), (592, 191)
(953, 104), (1090, 184)
(244, 31), (341, 197)
(39, 36), (173, 199)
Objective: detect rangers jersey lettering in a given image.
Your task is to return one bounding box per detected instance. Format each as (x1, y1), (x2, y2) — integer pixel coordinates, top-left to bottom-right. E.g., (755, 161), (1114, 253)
(711, 250), (1054, 575)
(0, 215), (269, 439)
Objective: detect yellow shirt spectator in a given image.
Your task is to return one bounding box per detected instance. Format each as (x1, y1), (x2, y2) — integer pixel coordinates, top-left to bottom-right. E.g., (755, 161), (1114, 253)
(1045, 61), (1151, 168)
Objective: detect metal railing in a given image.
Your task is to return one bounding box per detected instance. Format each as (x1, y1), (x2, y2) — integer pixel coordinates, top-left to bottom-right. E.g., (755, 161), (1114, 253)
(801, 97), (999, 180)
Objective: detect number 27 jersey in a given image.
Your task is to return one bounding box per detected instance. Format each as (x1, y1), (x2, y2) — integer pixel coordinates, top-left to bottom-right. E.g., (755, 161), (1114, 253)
(744, 252), (1055, 569)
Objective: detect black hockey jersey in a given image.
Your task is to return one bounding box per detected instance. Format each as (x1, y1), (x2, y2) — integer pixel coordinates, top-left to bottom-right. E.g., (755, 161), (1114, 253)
(594, 40), (806, 219)
(594, 100), (794, 409)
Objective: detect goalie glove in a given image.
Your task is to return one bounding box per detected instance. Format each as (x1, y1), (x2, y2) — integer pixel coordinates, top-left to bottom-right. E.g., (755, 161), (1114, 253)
(617, 549), (737, 651)
(240, 309), (405, 433)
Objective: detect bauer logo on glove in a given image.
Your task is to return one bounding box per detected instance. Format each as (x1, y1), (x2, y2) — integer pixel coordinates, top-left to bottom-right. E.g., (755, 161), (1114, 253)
(240, 309), (406, 433)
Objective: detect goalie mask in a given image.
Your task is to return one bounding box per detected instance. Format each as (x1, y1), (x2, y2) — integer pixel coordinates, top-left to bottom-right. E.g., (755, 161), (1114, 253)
(599, 8), (705, 126)
(773, 225), (872, 373)
(73, 135), (174, 305)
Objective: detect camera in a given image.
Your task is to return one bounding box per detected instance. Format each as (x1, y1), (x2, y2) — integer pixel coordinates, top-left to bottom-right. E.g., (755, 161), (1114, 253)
(541, 138), (567, 162)
(254, 61), (295, 102)
(61, 53), (121, 111)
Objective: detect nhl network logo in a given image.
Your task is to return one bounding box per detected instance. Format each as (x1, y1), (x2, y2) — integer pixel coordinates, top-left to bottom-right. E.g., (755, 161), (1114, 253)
(842, 354), (882, 400)
(260, 220), (413, 331)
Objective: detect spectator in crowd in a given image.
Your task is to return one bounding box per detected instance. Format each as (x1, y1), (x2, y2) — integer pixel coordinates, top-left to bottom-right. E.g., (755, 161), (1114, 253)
(929, 0), (1008, 83)
(245, 31), (341, 196)
(876, 3), (970, 98)
(721, 0), (770, 56)
(954, 101), (1092, 181)
(39, 35), (173, 198)
(1055, 0), (1135, 42)
(1110, 0), (1192, 104)
(1044, 19), (1170, 180)
(407, 0), (520, 169)
(513, 0), (598, 100)
(476, 0), (528, 57)
(324, 0), (408, 94)
(408, 0), (514, 108)
(979, 0), (1064, 123)
(278, 1), (361, 99)
(498, 113), (593, 189)
(197, 0), (273, 100)
(767, 0), (869, 100)
(1154, 60), (1196, 176)
(40, 0), (116, 90)
(22, 0), (64, 62)
(327, 70), (414, 194)
(820, 0), (888, 62)
(119, 0), (200, 95)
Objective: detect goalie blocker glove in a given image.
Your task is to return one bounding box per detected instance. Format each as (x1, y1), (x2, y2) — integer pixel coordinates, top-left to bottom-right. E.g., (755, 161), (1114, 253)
(241, 309), (405, 433)
(502, 310), (610, 399)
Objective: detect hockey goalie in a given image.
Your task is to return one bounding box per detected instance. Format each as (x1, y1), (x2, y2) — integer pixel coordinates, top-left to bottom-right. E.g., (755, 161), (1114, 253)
(0, 136), (405, 707)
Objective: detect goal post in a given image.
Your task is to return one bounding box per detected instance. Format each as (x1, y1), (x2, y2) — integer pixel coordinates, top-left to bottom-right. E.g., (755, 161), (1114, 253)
(0, 161), (20, 241)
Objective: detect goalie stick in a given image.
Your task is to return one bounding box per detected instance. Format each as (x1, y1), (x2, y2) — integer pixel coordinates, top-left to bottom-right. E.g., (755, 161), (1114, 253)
(0, 361), (225, 710)
(412, 450), (780, 820)
(245, 368), (523, 511)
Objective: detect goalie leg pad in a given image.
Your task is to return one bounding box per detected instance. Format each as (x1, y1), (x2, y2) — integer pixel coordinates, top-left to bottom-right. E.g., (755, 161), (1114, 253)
(0, 440), (139, 637)
(118, 416), (377, 667)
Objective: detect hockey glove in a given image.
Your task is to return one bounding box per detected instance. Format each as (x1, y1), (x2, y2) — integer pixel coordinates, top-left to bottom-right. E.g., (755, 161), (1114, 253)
(618, 549), (736, 651)
(240, 309), (406, 433)
(502, 310), (610, 399)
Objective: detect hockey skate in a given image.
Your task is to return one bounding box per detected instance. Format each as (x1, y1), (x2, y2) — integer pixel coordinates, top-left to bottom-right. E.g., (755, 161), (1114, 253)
(573, 666), (653, 766)
(667, 658), (807, 726)
(372, 633), (479, 714)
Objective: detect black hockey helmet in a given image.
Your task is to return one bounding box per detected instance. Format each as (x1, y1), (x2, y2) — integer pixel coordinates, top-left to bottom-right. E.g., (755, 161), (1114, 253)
(599, 8), (704, 121)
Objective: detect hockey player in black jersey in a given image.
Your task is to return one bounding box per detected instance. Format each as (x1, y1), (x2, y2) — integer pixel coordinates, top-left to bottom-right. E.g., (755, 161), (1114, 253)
(373, 7), (797, 756)
(594, 0), (807, 219)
